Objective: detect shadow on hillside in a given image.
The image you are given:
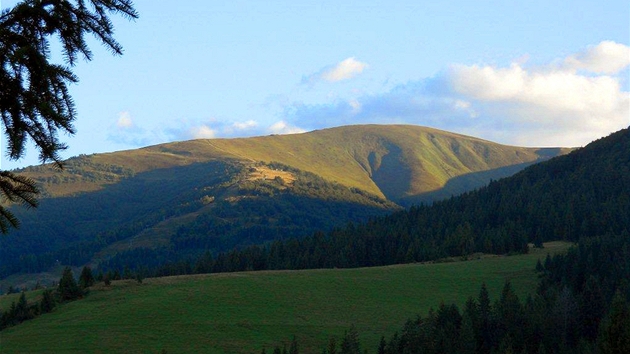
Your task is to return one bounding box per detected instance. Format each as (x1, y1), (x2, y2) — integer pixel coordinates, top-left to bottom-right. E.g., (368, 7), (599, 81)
(399, 160), (542, 206)
(369, 143), (413, 201)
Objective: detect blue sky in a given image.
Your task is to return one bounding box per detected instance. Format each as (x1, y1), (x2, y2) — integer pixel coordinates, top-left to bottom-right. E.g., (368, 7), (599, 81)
(2, 0), (629, 169)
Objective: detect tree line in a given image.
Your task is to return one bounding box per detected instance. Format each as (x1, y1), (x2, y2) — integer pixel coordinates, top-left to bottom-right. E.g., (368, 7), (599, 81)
(266, 232), (630, 353)
(0, 266), (93, 331)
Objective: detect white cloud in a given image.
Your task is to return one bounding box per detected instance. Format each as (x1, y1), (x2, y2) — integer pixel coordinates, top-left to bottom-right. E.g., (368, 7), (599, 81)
(232, 120), (258, 130)
(189, 125), (217, 139)
(453, 100), (478, 118)
(562, 41), (630, 74)
(322, 57), (368, 82)
(450, 63), (625, 113)
(116, 111), (134, 128)
(284, 41), (629, 147)
(302, 57), (368, 85)
(349, 99), (362, 114)
(448, 58), (628, 146)
(268, 121), (306, 135)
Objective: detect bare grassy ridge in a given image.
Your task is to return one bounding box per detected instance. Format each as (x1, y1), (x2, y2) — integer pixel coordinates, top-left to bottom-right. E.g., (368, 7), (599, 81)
(18, 124), (569, 203)
(0, 242), (570, 353)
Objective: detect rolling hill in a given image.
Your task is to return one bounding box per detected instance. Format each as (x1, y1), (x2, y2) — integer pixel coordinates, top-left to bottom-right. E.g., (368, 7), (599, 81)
(0, 242), (571, 353)
(0, 125), (568, 287)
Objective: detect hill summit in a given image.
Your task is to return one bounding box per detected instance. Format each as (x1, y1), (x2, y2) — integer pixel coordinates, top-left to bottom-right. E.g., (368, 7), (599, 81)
(20, 124), (569, 204)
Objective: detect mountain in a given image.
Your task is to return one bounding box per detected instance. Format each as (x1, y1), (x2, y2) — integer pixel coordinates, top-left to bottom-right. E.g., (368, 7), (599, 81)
(188, 127), (627, 275)
(20, 124), (568, 204)
(0, 124), (568, 286)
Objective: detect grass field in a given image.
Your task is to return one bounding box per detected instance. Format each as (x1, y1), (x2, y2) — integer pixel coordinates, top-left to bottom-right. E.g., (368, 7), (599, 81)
(0, 242), (570, 353)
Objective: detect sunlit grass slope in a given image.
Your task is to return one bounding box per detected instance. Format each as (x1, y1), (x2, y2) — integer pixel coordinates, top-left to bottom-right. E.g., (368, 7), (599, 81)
(0, 242), (570, 353)
(20, 124), (569, 202)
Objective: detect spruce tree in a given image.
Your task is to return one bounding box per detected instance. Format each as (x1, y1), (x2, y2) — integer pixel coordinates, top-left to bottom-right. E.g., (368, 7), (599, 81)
(340, 325), (361, 354)
(478, 283), (494, 353)
(326, 337), (337, 354)
(57, 266), (82, 301)
(377, 336), (386, 354)
(39, 289), (56, 313)
(598, 290), (630, 354)
(14, 292), (33, 322)
(79, 266), (95, 289)
(0, 0), (138, 233)
(289, 336), (299, 354)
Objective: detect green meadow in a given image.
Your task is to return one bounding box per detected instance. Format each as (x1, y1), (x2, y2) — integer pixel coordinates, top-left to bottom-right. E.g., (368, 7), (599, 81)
(0, 242), (569, 353)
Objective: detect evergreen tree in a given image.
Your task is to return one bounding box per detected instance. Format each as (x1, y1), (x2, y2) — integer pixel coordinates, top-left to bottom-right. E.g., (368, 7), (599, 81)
(460, 310), (477, 354)
(598, 290), (630, 354)
(536, 258), (544, 273)
(14, 292), (33, 322)
(340, 325), (361, 354)
(325, 337), (337, 354)
(580, 276), (606, 341)
(477, 283), (494, 353)
(79, 266), (95, 289)
(57, 266), (82, 301)
(496, 281), (526, 353)
(377, 336), (386, 354)
(39, 289), (56, 314)
(0, 0), (137, 233)
(103, 274), (111, 286)
(289, 336), (299, 354)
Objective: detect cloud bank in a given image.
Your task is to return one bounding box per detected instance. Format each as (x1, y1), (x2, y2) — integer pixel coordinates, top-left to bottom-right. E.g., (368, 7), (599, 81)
(108, 116), (305, 148)
(286, 41), (629, 147)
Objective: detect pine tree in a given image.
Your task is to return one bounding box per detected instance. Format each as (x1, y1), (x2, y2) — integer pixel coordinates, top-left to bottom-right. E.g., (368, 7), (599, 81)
(580, 275), (606, 341)
(79, 266), (95, 289)
(340, 325), (361, 354)
(0, 0), (138, 233)
(39, 289), (56, 314)
(478, 283), (494, 353)
(325, 337), (337, 354)
(14, 292), (33, 322)
(57, 266), (82, 301)
(289, 336), (299, 354)
(598, 290), (630, 354)
(536, 258), (544, 273)
(377, 336), (386, 354)
(460, 310), (477, 354)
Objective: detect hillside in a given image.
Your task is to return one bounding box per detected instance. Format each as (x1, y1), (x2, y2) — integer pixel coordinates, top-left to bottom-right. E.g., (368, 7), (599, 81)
(158, 127), (628, 276)
(19, 124), (567, 203)
(0, 243), (570, 354)
(0, 125), (568, 287)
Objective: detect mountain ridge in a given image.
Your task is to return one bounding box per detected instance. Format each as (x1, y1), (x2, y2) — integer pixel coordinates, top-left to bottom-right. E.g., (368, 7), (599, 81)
(18, 124), (570, 204)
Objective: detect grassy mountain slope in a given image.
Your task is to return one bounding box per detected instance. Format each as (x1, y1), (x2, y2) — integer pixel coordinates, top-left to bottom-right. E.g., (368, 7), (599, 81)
(0, 161), (396, 286)
(19, 124), (568, 202)
(0, 242), (570, 354)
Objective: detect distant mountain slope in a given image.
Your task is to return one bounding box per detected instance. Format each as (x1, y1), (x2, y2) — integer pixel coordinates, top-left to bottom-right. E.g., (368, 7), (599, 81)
(1, 124), (570, 285)
(195, 127), (628, 273)
(19, 124), (569, 203)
